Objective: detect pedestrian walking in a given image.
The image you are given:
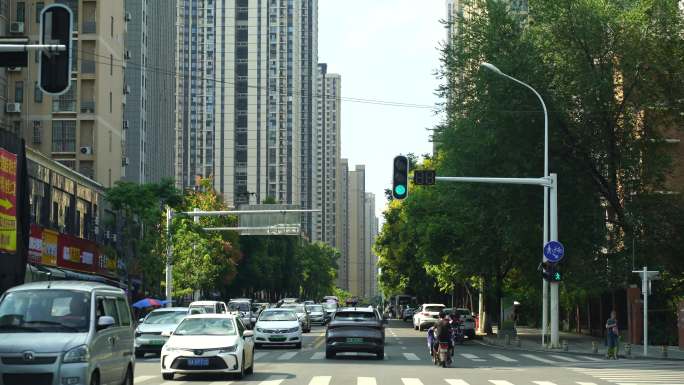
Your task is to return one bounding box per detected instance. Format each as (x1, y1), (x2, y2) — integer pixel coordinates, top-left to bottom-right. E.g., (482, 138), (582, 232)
(605, 310), (619, 359)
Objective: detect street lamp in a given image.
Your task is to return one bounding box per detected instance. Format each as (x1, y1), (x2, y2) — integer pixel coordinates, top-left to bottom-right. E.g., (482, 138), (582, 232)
(480, 62), (556, 347)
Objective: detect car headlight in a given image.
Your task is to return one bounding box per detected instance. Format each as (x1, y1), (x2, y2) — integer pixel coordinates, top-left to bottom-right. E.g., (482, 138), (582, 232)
(287, 327), (300, 333)
(219, 345), (237, 353)
(63, 345), (89, 363)
(163, 345), (182, 352)
(256, 327), (265, 333)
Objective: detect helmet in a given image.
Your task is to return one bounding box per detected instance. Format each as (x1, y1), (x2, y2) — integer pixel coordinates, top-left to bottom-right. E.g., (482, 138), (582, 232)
(438, 311), (446, 318)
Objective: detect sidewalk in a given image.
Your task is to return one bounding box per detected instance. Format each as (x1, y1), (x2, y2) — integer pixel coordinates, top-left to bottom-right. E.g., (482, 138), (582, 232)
(479, 326), (684, 360)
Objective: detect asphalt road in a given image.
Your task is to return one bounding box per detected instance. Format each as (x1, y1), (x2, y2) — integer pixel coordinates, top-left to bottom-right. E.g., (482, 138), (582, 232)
(133, 320), (684, 385)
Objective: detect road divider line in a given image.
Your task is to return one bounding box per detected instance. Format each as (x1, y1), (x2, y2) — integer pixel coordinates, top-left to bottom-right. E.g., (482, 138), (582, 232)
(402, 352), (421, 361)
(490, 353), (517, 362)
(313, 335), (326, 349)
(358, 377), (378, 385)
(254, 351), (269, 359)
(521, 354), (558, 364)
(550, 354), (580, 362)
(578, 356), (604, 362)
(461, 353), (486, 362)
(401, 378), (424, 385)
(310, 352), (325, 360)
(134, 376), (156, 383)
(277, 351), (298, 360)
(308, 376), (332, 385)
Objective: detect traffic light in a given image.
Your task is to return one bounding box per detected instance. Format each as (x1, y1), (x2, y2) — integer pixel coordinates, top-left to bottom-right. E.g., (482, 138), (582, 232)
(39, 4), (73, 95)
(541, 262), (562, 282)
(392, 155), (409, 200)
(414, 170), (436, 186)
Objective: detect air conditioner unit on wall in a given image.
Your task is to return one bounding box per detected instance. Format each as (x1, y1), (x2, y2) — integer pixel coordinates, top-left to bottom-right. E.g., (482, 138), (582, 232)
(79, 146), (93, 155)
(125, 12), (132, 22)
(7, 67), (21, 72)
(5, 103), (21, 113)
(10, 22), (24, 34)
(122, 157), (129, 166)
(123, 120), (129, 130)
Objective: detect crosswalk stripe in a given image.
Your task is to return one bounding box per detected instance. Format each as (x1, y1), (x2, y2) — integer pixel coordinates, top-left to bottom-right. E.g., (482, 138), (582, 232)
(403, 352), (421, 361)
(445, 380), (471, 385)
(489, 380), (515, 385)
(576, 383), (597, 385)
(310, 351), (325, 360)
(615, 383), (684, 385)
(208, 382), (232, 385)
(490, 353), (517, 362)
(579, 355), (604, 361)
(134, 376), (156, 383)
(358, 377), (377, 385)
(534, 381), (559, 385)
(401, 378), (424, 385)
(308, 376), (332, 385)
(521, 354), (558, 364)
(461, 353), (486, 362)
(254, 351), (270, 359)
(277, 351), (298, 360)
(551, 354), (580, 362)
(259, 377), (287, 385)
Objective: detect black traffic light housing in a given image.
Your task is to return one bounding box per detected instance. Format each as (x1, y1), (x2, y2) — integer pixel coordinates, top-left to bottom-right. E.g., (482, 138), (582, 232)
(541, 261), (562, 282)
(414, 170), (436, 185)
(392, 155), (409, 200)
(39, 4), (73, 95)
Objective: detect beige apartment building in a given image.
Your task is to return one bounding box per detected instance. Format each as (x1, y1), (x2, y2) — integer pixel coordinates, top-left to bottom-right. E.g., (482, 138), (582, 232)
(5, 0), (126, 187)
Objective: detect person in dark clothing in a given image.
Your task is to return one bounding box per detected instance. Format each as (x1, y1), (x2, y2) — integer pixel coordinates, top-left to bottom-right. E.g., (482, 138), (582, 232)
(432, 311), (453, 357)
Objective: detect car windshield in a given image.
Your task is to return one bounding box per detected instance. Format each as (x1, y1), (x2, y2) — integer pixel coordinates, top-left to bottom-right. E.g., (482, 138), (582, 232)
(334, 311), (377, 321)
(0, 290), (91, 333)
(144, 311), (186, 325)
(425, 306), (444, 312)
(259, 310), (298, 321)
(228, 302), (250, 312)
(323, 303), (337, 310)
(188, 305), (213, 314)
(306, 305), (323, 312)
(282, 304), (305, 313)
(174, 317), (236, 336)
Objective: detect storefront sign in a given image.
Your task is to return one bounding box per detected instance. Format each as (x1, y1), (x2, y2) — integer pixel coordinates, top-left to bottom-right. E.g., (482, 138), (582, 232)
(0, 148), (17, 252)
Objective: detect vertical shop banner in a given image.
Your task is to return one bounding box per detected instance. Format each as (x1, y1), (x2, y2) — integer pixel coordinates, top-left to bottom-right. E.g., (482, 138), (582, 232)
(0, 148), (17, 252)
(28, 225), (43, 264)
(42, 228), (58, 266)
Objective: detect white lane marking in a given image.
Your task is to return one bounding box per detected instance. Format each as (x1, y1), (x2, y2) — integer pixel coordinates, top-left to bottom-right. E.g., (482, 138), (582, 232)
(579, 355), (604, 361)
(534, 382), (559, 385)
(308, 376), (332, 385)
(310, 351), (325, 360)
(460, 353), (486, 362)
(134, 376), (155, 383)
(401, 346), (407, 350)
(576, 382), (598, 385)
(490, 353), (517, 362)
(445, 380), (471, 385)
(551, 354), (580, 362)
(401, 379), (424, 385)
(254, 351), (269, 359)
(521, 354), (558, 364)
(489, 381), (515, 385)
(208, 382), (232, 385)
(616, 384), (684, 385)
(358, 377), (378, 385)
(402, 352), (421, 361)
(259, 376), (287, 385)
(277, 351), (298, 360)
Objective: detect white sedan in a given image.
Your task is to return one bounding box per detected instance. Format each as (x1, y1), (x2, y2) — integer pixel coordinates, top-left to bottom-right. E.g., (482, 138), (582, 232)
(254, 308), (302, 348)
(160, 314), (255, 380)
(413, 303), (446, 331)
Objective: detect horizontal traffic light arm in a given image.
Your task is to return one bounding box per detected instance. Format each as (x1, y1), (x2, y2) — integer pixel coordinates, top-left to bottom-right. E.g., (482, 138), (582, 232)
(0, 44), (66, 53)
(436, 176), (552, 187)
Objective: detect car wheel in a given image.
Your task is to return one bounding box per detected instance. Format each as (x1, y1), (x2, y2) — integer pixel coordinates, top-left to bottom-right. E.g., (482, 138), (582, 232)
(245, 351), (254, 375)
(295, 342), (302, 349)
(135, 351), (145, 359)
(414, 324), (418, 330)
(325, 349), (335, 359)
(90, 372), (100, 385)
(162, 373), (173, 381)
(121, 366), (133, 385)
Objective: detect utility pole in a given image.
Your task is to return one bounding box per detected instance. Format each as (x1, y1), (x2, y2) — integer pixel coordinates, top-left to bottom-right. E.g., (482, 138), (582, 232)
(165, 207), (173, 307)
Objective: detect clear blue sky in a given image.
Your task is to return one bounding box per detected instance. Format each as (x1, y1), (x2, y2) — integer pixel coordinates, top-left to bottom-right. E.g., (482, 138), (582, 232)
(319, 0), (446, 221)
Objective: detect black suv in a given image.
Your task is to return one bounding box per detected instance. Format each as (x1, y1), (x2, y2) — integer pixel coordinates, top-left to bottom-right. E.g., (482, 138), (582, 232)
(325, 307), (386, 359)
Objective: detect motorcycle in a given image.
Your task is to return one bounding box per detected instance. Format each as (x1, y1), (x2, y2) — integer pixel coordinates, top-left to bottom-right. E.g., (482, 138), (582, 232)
(433, 340), (452, 367)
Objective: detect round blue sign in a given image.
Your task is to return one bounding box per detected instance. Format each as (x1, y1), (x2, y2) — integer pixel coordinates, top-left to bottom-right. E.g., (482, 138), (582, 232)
(543, 241), (565, 263)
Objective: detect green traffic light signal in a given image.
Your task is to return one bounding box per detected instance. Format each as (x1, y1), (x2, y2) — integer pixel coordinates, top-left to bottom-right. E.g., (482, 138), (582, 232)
(392, 155), (409, 200)
(394, 184), (406, 196)
(553, 271), (561, 281)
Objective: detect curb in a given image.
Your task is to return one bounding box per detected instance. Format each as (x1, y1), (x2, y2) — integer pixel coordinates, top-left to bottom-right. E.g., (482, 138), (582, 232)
(475, 338), (684, 362)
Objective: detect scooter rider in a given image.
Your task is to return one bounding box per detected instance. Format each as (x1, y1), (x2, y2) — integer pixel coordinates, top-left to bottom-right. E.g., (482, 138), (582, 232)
(433, 311), (453, 358)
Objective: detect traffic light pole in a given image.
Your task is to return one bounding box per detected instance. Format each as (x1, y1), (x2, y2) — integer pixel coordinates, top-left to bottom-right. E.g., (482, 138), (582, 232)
(436, 173), (560, 347)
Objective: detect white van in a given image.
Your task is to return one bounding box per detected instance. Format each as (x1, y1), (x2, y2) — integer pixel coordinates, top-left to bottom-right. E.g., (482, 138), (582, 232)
(0, 281), (135, 385)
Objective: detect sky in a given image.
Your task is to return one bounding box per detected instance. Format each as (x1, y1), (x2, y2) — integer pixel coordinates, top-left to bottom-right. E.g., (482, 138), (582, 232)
(318, 0), (447, 221)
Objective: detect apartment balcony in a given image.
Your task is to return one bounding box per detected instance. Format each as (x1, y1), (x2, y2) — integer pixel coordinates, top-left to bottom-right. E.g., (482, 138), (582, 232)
(82, 21), (96, 35)
(81, 60), (96, 75)
(52, 99), (77, 113)
(80, 101), (96, 115)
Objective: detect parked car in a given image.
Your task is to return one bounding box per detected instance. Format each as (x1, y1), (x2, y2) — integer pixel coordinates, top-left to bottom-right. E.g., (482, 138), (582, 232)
(187, 300), (228, 315)
(413, 303), (446, 331)
(280, 303), (311, 333)
(160, 314), (254, 380)
(325, 307), (386, 359)
(0, 281), (135, 385)
(227, 300), (255, 329)
(448, 307), (476, 339)
(402, 306), (417, 322)
(305, 304), (326, 325)
(135, 307), (188, 357)
(253, 308), (302, 348)
(322, 301), (337, 322)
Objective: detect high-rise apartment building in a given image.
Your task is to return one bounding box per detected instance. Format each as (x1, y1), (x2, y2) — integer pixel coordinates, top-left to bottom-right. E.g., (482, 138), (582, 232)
(347, 164), (365, 297)
(7, 0), (126, 187)
(363, 192), (378, 299)
(336, 158), (349, 290)
(181, 0), (316, 213)
(124, 0), (176, 183)
(313, 63), (341, 245)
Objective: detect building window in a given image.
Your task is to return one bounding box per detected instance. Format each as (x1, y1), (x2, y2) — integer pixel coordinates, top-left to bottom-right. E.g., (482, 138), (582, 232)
(110, 16), (114, 37)
(35, 2), (44, 23)
(14, 81), (23, 103)
(16, 2), (25, 22)
(51, 120), (76, 152)
(34, 82), (43, 103)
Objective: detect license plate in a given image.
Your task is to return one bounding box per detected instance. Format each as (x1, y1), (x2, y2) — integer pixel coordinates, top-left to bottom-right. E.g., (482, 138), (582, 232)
(346, 337), (363, 343)
(187, 358), (209, 367)
(270, 336), (286, 341)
